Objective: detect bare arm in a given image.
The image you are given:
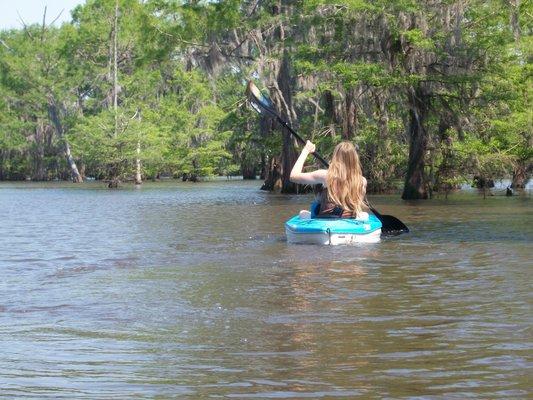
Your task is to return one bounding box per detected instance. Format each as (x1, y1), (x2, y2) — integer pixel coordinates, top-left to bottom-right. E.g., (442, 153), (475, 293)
(291, 168), (328, 185)
(289, 141), (327, 185)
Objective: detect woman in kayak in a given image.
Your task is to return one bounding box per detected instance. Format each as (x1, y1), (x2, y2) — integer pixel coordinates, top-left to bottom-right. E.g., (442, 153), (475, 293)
(289, 140), (368, 219)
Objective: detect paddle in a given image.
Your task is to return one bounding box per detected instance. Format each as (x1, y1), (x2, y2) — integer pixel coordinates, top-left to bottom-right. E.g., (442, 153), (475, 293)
(246, 80), (409, 236)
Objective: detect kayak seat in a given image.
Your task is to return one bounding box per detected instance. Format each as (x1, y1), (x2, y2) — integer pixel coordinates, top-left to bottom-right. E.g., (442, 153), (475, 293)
(310, 200), (344, 219)
(309, 201), (370, 221)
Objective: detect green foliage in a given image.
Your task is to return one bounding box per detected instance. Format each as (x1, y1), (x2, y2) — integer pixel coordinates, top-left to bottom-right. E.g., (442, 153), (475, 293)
(0, 0), (530, 193)
(333, 62), (398, 88)
(400, 29), (435, 51)
(302, 0), (377, 12)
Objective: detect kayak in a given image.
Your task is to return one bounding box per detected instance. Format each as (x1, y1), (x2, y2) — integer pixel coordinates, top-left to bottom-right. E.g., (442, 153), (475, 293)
(285, 214), (382, 245)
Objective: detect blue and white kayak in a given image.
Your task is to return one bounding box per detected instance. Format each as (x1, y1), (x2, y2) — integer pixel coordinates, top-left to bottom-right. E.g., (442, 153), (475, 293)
(285, 214), (382, 245)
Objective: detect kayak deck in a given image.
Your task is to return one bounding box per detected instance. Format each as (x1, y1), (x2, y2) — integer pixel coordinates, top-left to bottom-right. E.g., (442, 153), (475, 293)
(285, 214), (382, 245)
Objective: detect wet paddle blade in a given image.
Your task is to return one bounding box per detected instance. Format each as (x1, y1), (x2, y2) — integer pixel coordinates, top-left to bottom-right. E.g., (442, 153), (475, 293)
(379, 214), (410, 236)
(366, 201), (409, 236)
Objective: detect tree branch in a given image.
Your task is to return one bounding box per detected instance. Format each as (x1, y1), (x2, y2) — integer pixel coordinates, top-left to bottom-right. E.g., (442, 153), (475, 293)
(16, 10), (34, 39)
(41, 6), (47, 44)
(49, 9), (65, 27)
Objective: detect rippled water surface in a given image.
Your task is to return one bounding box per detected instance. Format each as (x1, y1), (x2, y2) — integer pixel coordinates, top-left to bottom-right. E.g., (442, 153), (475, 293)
(1, 181), (531, 398)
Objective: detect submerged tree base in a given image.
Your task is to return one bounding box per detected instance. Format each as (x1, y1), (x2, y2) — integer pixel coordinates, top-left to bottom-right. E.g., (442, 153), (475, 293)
(108, 178), (120, 189)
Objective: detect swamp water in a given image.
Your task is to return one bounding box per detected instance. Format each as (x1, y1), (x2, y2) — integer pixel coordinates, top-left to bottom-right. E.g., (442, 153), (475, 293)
(0, 180), (531, 398)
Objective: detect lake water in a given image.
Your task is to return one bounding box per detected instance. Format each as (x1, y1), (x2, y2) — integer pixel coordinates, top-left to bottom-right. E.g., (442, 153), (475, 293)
(0, 180), (531, 398)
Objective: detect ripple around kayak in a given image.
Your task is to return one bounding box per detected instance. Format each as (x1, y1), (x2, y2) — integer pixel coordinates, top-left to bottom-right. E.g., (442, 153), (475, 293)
(285, 214), (382, 245)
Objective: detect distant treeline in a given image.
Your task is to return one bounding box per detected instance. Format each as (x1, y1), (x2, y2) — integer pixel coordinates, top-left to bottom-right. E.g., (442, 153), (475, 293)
(0, 0), (530, 197)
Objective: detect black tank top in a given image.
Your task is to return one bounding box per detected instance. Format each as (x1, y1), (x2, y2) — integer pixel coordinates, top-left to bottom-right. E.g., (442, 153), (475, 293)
(317, 188), (354, 218)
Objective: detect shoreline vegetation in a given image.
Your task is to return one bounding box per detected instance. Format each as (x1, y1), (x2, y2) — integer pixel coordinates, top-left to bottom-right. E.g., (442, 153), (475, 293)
(0, 0), (530, 198)
(1, 176), (529, 198)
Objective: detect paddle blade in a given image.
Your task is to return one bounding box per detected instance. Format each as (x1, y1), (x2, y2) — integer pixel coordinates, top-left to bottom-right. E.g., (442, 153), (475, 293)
(249, 100), (262, 114)
(379, 214), (410, 236)
(246, 80), (276, 116)
(366, 200), (409, 236)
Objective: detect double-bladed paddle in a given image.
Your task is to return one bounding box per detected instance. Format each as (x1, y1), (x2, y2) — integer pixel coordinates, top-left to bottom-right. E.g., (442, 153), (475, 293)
(246, 81), (409, 236)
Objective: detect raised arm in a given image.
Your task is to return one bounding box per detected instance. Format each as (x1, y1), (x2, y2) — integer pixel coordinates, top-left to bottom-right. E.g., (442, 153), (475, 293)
(289, 141), (328, 185)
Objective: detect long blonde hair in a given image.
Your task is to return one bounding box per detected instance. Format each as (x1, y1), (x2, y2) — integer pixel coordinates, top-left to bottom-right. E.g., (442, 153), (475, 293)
(325, 141), (365, 216)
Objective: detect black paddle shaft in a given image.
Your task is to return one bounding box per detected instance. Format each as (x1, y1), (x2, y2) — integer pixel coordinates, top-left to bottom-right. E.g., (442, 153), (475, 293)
(277, 118), (330, 168)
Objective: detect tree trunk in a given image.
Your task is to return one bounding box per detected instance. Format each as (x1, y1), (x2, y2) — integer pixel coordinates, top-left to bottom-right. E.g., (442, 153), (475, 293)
(508, 0), (521, 42)
(511, 161), (530, 189)
(113, 0), (119, 138)
(135, 140), (142, 185)
(242, 160), (257, 179)
(47, 100), (83, 183)
(78, 162), (86, 180)
(435, 112), (461, 196)
(259, 114), (277, 190)
(259, 1), (300, 194)
(402, 86), (429, 199)
(324, 89), (338, 136)
(276, 49), (299, 193)
(33, 122), (46, 180)
(134, 110), (142, 185)
(367, 92), (392, 193)
(259, 54), (299, 192)
(260, 152), (267, 180)
(343, 88), (357, 140)
(242, 168), (257, 179)
(280, 127), (298, 193)
(260, 156), (282, 191)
